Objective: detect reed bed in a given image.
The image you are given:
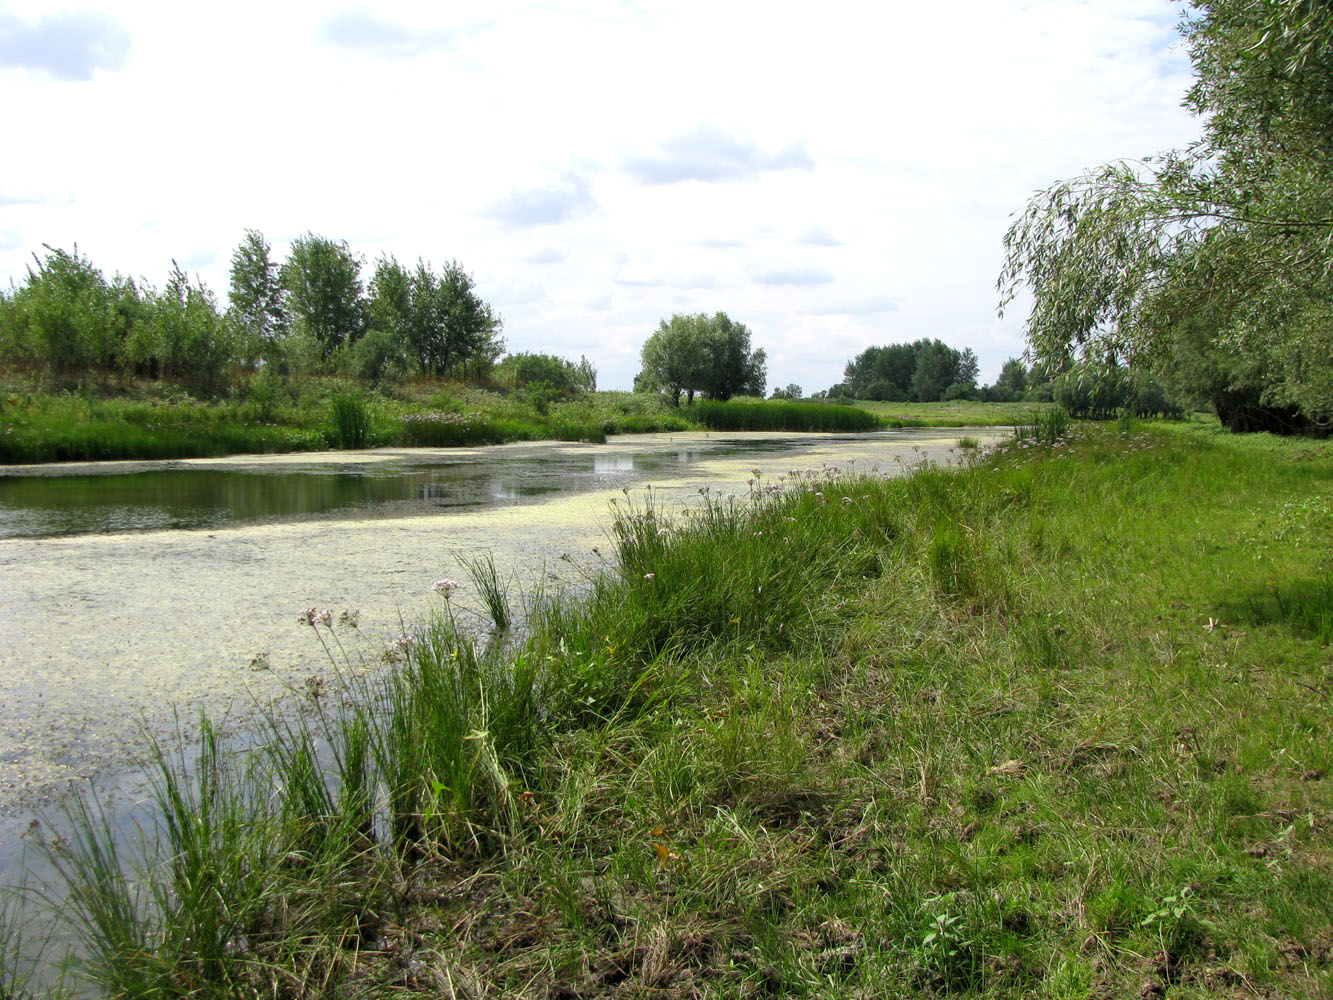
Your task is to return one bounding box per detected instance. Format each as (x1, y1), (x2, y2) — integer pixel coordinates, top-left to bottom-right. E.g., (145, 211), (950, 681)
(691, 399), (882, 432)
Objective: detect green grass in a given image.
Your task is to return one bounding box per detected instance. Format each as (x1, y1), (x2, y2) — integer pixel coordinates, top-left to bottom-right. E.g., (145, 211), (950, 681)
(691, 398), (882, 432)
(9, 422), (1333, 998)
(0, 378), (699, 464)
(856, 398), (1065, 427)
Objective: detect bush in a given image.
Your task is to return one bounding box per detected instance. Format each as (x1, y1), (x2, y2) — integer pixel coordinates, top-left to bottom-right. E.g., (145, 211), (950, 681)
(866, 380), (907, 402)
(1052, 361), (1126, 419)
(494, 353), (594, 396)
(942, 383), (977, 402)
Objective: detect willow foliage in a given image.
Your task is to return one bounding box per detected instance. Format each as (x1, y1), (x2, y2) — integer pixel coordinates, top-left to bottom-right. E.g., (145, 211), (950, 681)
(1000, 0), (1333, 433)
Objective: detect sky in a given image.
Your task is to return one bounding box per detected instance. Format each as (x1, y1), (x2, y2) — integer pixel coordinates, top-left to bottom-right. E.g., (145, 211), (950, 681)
(0, 0), (1201, 392)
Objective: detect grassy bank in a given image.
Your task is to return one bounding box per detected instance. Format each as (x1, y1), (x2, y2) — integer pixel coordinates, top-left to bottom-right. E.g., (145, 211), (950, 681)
(857, 398), (1071, 427)
(6, 420), (1332, 998)
(0, 379), (696, 464)
(0, 376), (1060, 465)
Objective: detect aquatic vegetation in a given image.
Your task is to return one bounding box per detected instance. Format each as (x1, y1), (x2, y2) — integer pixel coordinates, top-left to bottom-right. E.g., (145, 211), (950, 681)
(691, 398), (882, 432)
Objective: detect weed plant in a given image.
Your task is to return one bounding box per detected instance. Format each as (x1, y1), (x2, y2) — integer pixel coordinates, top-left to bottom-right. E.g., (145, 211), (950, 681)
(19, 421), (1333, 998)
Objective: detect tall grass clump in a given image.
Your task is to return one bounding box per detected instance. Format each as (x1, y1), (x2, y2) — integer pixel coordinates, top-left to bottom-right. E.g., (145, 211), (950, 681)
(327, 393), (371, 449)
(1014, 406), (1070, 445)
(398, 411), (505, 447)
(692, 399), (881, 432)
(462, 552), (512, 632)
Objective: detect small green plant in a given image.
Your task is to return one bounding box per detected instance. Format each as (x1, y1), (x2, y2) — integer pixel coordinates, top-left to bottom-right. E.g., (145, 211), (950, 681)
(1140, 886), (1218, 955)
(957, 435), (980, 449)
(913, 901), (980, 992)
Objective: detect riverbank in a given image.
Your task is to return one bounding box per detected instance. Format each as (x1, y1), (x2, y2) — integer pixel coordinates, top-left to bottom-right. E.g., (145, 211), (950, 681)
(0, 430), (995, 818)
(0, 375), (1034, 464)
(7, 420), (1331, 998)
(0, 377), (697, 464)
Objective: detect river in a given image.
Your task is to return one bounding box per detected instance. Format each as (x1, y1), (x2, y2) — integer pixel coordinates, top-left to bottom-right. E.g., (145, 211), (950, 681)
(0, 428), (1002, 865)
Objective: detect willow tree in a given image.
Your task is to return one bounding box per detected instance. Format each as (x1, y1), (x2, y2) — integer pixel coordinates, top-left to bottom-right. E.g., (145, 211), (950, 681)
(637, 312), (766, 404)
(999, 0), (1333, 433)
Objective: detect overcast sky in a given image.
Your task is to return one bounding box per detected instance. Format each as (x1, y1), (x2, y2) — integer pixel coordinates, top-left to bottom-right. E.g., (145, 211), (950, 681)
(0, 0), (1200, 392)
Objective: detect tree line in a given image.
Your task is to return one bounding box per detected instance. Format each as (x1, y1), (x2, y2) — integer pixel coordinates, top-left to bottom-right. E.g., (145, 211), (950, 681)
(0, 231), (505, 391)
(828, 339), (982, 402)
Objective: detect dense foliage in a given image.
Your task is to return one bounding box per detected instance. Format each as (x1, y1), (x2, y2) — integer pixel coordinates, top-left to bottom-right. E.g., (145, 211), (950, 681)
(635, 312), (767, 404)
(1000, 0), (1333, 434)
(0, 234), (506, 387)
(835, 339), (980, 402)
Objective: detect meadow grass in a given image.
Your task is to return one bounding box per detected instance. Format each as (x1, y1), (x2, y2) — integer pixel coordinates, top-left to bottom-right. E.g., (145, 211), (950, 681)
(857, 398), (1068, 427)
(691, 399), (883, 432)
(10, 420), (1333, 998)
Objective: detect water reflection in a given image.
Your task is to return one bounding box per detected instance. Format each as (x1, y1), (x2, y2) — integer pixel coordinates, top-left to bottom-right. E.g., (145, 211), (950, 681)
(0, 436), (863, 540)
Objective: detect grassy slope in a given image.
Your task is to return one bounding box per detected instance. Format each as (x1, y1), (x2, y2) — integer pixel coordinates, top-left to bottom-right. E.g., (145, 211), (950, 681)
(14, 421), (1332, 999)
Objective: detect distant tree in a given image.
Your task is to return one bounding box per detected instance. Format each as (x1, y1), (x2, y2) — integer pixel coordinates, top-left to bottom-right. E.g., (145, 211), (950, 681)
(699, 312), (766, 401)
(13, 245), (117, 377)
(996, 357), (1028, 396)
(281, 233), (365, 362)
(637, 312), (766, 404)
(910, 339), (960, 402)
(954, 347), (980, 390)
(404, 260), (504, 378)
(353, 255), (412, 381)
(824, 382), (854, 400)
(638, 314), (709, 405)
(771, 383), (803, 400)
(1051, 356), (1127, 419)
(574, 354), (597, 392)
(150, 263), (231, 392)
(844, 343), (915, 399)
(844, 339), (977, 402)
(227, 230), (287, 369)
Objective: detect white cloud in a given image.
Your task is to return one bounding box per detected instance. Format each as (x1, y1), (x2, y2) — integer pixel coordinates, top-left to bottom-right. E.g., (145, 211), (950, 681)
(750, 265), (835, 287)
(522, 247), (566, 265)
(0, 5), (129, 80)
(0, 0), (1200, 392)
(484, 176), (598, 228)
(315, 7), (486, 58)
(804, 296), (898, 316)
(625, 124), (814, 185)
(797, 226), (843, 247)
